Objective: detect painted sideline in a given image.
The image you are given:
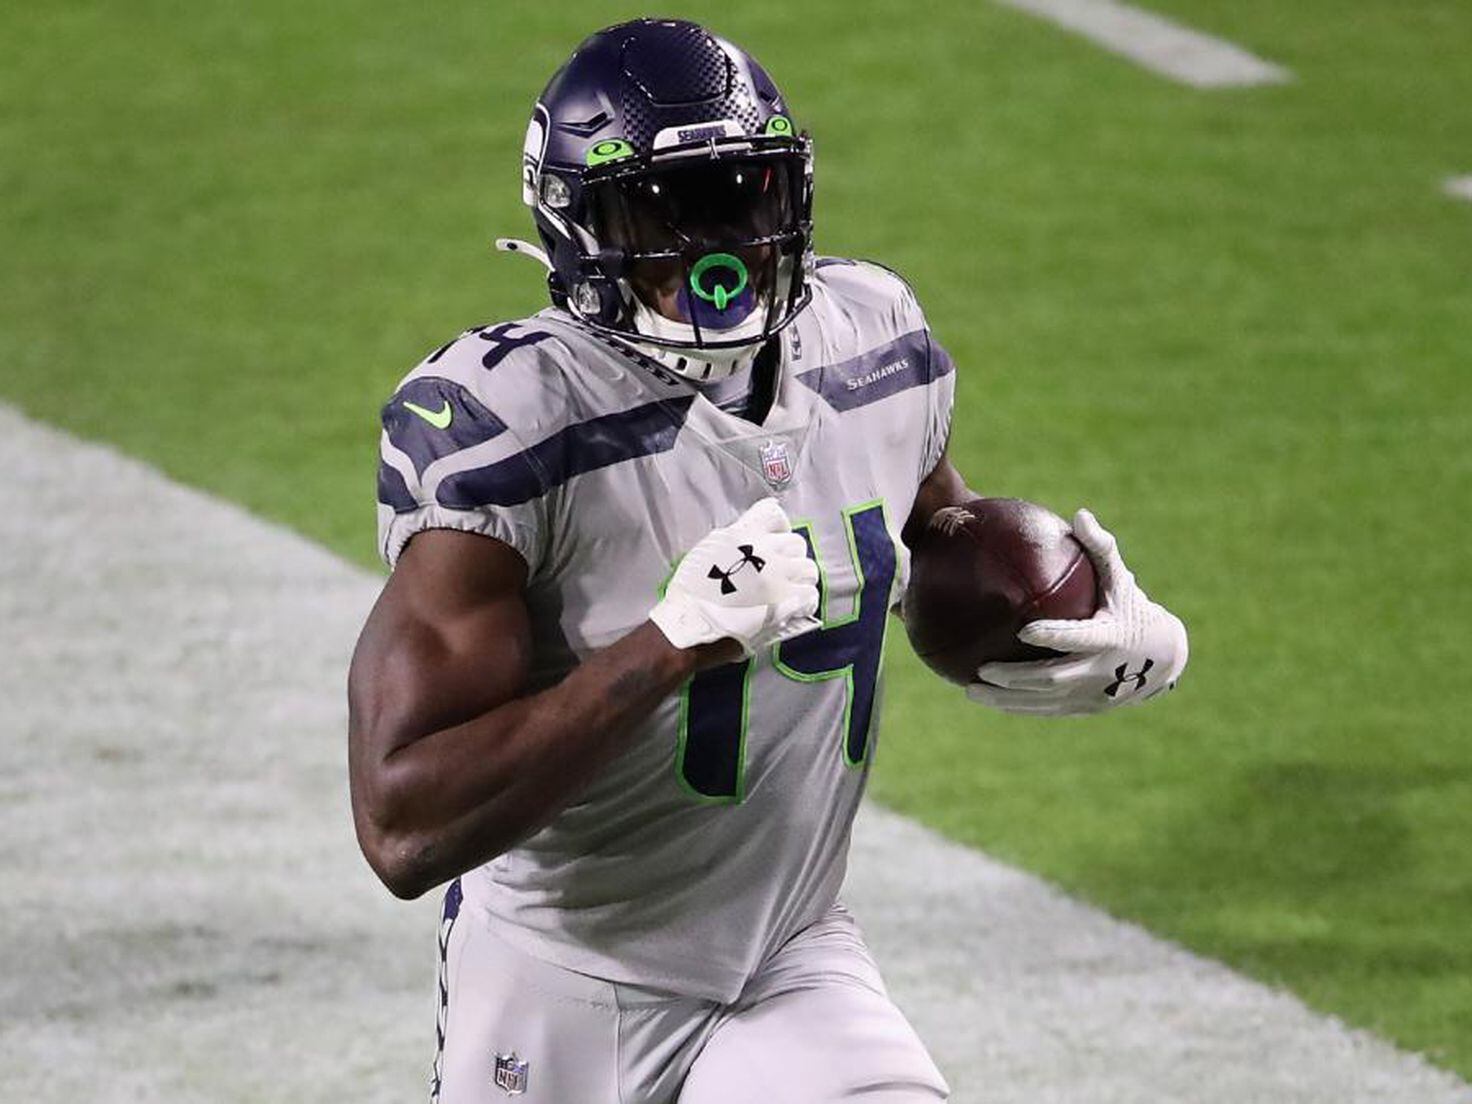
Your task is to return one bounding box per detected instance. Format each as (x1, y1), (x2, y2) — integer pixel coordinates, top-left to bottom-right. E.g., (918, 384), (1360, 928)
(994, 0), (1291, 88)
(0, 404), (1466, 1103)
(1444, 176), (1472, 202)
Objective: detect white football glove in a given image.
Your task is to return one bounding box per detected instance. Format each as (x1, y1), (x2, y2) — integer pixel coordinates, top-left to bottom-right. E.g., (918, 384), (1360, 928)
(650, 498), (821, 656)
(966, 509), (1188, 716)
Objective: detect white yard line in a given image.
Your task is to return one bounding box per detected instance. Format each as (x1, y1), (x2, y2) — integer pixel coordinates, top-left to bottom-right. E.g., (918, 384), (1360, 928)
(994, 0), (1291, 88)
(1, 403), (1467, 1103)
(1444, 176), (1472, 202)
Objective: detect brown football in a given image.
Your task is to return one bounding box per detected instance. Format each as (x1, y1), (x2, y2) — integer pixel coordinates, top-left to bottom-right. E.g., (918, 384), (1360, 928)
(902, 498), (1099, 685)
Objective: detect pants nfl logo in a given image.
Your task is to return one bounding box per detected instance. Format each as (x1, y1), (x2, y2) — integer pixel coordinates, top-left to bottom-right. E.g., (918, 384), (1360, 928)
(493, 1052), (529, 1095)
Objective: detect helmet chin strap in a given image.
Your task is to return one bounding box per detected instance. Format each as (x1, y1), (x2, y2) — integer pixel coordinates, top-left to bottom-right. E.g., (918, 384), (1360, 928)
(627, 296), (766, 381)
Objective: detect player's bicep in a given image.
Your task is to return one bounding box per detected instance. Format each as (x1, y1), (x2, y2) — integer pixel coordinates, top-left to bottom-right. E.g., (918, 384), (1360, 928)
(349, 529), (533, 768)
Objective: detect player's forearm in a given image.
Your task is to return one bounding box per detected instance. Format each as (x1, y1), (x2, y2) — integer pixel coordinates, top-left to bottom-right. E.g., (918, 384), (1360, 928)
(355, 621), (714, 899)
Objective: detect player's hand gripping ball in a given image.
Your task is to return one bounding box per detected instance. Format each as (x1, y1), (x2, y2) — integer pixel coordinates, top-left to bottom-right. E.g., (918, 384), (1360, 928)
(651, 498), (821, 656)
(902, 498), (1098, 684)
(966, 507), (1188, 715)
(904, 500), (1189, 715)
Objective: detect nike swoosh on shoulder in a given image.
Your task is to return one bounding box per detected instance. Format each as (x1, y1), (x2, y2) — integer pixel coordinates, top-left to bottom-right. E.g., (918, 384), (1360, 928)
(403, 399), (453, 429)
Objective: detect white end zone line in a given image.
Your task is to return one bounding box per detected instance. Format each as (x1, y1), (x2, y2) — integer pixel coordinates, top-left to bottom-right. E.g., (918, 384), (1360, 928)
(995, 0), (1291, 88)
(1, 403), (1467, 1102)
(1444, 176), (1472, 202)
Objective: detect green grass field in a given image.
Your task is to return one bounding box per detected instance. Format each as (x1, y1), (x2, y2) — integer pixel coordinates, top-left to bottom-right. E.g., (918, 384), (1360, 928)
(4, 0), (1470, 1079)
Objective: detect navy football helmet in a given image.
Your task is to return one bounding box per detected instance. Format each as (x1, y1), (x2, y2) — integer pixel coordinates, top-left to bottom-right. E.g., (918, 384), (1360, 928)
(506, 20), (814, 365)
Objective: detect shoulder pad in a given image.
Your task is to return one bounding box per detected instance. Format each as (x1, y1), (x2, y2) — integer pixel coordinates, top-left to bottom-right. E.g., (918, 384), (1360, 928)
(383, 319), (575, 477)
(811, 256), (925, 333)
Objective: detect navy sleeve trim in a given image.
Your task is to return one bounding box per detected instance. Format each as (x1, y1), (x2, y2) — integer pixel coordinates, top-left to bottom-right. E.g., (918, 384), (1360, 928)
(376, 461), (419, 514)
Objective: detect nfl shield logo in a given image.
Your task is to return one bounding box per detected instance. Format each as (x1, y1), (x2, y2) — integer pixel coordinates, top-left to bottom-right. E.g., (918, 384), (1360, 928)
(759, 439), (793, 488)
(493, 1052), (529, 1095)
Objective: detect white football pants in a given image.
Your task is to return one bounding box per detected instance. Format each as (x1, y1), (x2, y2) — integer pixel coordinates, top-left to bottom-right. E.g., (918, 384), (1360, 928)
(431, 881), (949, 1103)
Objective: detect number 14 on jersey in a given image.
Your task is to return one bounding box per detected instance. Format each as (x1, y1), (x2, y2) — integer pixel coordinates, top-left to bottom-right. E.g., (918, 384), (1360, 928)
(676, 500), (898, 803)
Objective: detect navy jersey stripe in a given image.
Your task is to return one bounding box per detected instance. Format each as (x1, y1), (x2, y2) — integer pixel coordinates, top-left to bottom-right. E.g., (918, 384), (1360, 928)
(929, 338), (956, 381)
(429, 878), (463, 1103)
(795, 329), (954, 413)
(377, 461), (419, 514)
(382, 377), (509, 478)
(437, 396), (696, 509)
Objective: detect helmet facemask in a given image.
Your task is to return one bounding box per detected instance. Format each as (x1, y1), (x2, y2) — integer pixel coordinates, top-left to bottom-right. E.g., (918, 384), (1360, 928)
(578, 147), (811, 373)
(513, 20), (816, 377)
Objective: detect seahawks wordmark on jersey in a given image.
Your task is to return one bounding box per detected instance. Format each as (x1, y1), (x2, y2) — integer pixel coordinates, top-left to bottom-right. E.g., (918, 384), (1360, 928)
(377, 259), (955, 1002)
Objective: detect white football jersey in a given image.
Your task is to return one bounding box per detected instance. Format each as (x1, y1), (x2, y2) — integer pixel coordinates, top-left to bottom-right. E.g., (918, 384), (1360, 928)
(377, 258), (956, 1002)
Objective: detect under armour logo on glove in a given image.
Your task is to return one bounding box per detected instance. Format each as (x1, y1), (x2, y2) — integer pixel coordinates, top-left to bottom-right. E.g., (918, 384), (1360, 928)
(649, 499), (821, 656)
(1104, 658), (1154, 698)
(967, 509), (1188, 716)
(708, 545), (766, 594)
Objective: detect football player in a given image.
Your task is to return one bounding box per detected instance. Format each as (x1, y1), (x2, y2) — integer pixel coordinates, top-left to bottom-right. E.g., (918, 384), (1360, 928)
(348, 18), (1188, 1103)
